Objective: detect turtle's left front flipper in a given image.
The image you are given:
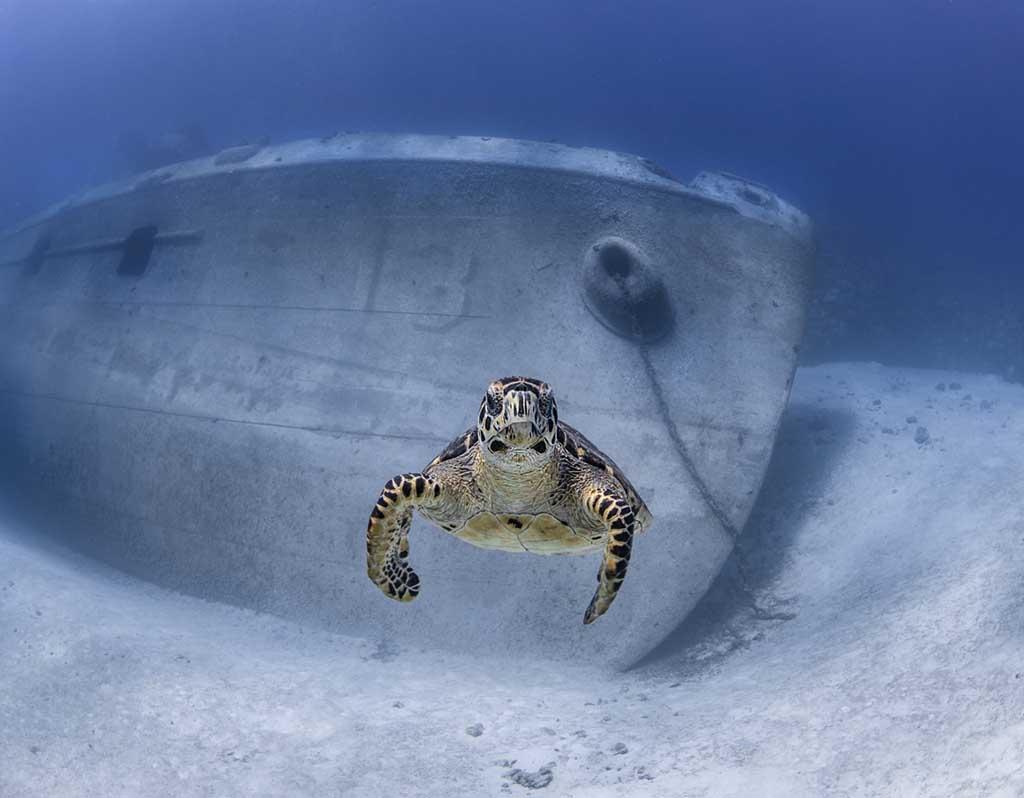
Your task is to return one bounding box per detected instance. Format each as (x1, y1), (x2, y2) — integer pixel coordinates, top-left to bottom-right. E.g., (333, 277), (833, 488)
(581, 486), (637, 624)
(366, 473), (441, 602)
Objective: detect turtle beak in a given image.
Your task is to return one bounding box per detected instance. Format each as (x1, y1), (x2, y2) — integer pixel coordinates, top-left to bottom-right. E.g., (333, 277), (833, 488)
(506, 421), (536, 445)
(501, 390), (542, 445)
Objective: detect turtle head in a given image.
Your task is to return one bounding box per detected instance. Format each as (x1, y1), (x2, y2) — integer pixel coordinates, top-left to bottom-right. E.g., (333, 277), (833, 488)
(477, 376), (558, 472)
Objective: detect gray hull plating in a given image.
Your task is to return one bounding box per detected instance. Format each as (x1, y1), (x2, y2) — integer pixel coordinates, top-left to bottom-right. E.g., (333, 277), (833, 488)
(0, 134), (813, 666)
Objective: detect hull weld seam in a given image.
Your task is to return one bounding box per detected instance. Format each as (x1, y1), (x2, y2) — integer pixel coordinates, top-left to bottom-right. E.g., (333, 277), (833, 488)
(0, 387), (449, 445)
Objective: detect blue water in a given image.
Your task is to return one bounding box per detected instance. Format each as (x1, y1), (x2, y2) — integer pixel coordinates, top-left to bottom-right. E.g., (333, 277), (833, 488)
(2, 0), (1021, 368)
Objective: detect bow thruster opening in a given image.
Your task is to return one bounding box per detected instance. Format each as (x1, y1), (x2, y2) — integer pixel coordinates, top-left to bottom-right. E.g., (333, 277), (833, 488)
(582, 236), (674, 343)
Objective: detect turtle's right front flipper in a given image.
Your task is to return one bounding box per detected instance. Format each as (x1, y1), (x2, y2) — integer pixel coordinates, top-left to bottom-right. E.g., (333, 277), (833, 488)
(366, 472), (441, 602)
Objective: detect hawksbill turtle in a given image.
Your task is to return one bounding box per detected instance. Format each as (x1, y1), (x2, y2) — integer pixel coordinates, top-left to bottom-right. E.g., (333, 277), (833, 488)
(366, 376), (653, 624)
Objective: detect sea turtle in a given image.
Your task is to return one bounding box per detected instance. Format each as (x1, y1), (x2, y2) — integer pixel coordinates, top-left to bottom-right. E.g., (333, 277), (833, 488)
(366, 376), (653, 624)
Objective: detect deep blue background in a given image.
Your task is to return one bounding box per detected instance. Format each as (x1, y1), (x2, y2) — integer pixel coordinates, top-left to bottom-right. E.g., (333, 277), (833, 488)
(2, 0), (1021, 276)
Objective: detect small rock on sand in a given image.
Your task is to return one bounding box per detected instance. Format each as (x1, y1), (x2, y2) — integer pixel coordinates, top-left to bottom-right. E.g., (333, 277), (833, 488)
(914, 426), (931, 445)
(506, 765), (554, 789)
(465, 723), (484, 737)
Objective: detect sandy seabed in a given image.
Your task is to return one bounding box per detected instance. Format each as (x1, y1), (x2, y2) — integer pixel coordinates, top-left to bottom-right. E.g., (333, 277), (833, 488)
(2, 362), (1023, 797)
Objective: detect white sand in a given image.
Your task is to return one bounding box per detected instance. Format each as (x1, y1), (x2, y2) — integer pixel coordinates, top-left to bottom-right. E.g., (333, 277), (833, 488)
(2, 362), (1023, 797)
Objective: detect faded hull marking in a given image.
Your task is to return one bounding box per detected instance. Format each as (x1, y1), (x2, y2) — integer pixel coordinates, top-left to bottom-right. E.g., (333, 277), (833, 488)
(450, 512), (604, 554)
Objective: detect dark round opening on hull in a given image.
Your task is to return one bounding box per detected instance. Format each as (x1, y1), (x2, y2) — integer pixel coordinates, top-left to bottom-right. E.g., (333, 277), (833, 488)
(25, 233), (52, 275)
(582, 236), (674, 344)
(739, 187), (768, 206)
(117, 225), (159, 276)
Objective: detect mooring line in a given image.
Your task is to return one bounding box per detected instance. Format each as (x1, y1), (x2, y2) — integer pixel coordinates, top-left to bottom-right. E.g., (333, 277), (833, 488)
(639, 349), (741, 541)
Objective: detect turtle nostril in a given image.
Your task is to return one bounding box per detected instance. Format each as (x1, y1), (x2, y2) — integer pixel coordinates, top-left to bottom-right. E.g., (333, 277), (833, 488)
(489, 440), (508, 453)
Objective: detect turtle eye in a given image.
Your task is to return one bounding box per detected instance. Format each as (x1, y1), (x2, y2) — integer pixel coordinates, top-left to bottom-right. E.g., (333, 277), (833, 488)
(489, 440), (508, 453)
(530, 440), (548, 454)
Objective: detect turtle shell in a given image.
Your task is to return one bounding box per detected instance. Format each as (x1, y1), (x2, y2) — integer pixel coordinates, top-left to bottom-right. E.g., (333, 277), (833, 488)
(426, 425), (478, 469)
(425, 421), (652, 534)
(556, 422), (653, 533)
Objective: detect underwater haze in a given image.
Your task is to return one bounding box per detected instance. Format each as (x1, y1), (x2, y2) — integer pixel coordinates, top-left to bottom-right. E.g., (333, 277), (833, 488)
(4, 3), (1024, 796)
(2, 1), (1023, 375)
(3, 0), (1022, 248)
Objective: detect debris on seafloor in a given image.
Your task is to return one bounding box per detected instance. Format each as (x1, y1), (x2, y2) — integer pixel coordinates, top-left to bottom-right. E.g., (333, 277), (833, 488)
(505, 764), (555, 789)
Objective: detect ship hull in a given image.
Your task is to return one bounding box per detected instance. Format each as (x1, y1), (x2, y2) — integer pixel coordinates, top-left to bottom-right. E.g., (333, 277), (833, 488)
(0, 135), (813, 666)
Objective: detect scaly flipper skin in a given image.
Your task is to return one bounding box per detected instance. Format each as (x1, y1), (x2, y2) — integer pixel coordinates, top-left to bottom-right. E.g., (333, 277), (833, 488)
(366, 472), (442, 601)
(581, 485), (637, 624)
